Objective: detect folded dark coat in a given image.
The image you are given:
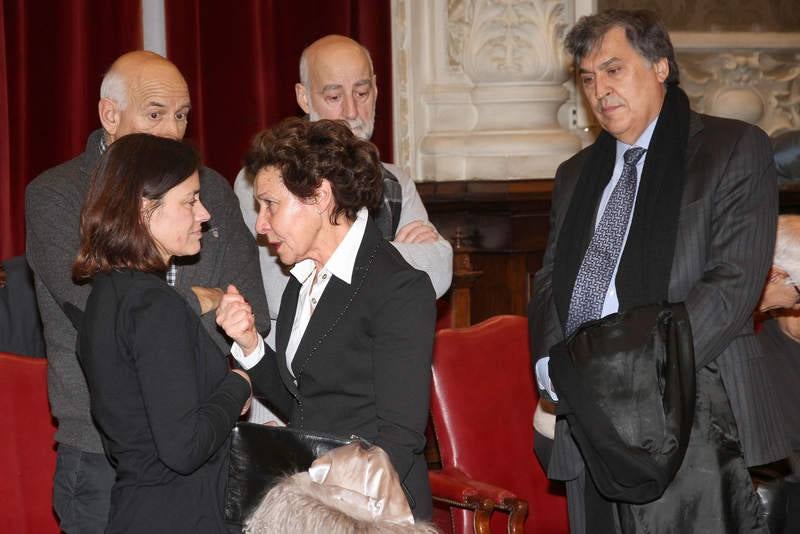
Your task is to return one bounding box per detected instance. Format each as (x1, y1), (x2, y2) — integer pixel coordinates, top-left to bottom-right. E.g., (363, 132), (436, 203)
(549, 303), (695, 504)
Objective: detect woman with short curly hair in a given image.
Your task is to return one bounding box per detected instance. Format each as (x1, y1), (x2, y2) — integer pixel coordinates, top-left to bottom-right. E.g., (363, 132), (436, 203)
(217, 117), (436, 520)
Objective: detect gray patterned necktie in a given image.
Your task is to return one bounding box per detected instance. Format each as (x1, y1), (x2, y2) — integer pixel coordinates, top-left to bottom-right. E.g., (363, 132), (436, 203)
(566, 146), (646, 336)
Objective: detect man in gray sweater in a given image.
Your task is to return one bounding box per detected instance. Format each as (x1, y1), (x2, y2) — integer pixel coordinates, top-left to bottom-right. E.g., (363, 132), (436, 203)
(25, 51), (268, 533)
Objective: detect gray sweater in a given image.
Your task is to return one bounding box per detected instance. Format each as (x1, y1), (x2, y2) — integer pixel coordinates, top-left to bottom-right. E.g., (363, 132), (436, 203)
(25, 129), (269, 453)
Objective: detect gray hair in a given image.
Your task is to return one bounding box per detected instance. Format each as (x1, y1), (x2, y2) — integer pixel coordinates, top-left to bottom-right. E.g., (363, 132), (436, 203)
(99, 69), (128, 110)
(775, 215), (800, 283)
(298, 39), (376, 90)
(565, 9), (680, 85)
(245, 473), (439, 534)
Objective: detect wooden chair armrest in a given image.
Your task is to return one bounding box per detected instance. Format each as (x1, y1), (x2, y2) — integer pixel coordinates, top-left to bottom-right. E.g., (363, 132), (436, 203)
(429, 468), (529, 534)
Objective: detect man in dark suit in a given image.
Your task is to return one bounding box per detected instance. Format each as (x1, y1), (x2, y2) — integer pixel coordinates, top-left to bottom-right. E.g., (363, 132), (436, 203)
(530, 9), (787, 533)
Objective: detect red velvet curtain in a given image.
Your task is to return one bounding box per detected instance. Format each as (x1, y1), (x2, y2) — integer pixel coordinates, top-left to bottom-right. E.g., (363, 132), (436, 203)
(164, 0), (393, 183)
(0, 0), (142, 259)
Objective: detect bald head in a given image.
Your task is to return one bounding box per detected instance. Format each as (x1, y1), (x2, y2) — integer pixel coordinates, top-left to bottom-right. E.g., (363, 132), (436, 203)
(296, 35), (377, 140)
(98, 51), (191, 143)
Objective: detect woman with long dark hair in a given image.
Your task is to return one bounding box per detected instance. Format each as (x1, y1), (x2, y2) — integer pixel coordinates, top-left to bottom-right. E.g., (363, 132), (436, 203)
(73, 133), (251, 533)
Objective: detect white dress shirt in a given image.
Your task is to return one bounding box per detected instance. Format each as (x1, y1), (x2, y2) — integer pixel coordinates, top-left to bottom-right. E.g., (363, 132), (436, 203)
(536, 118), (658, 401)
(231, 207), (369, 376)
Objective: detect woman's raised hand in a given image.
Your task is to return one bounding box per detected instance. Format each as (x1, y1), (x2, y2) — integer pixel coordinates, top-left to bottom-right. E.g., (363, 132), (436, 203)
(216, 284), (260, 354)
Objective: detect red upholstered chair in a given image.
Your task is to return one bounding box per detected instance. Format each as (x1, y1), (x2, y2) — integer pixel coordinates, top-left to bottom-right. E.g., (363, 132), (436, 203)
(428, 315), (569, 534)
(0, 353), (59, 533)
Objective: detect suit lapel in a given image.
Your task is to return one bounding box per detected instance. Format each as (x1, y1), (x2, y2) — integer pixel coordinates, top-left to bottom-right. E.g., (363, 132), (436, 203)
(290, 276), (357, 377)
(276, 278), (301, 397)
(669, 112), (708, 302)
(289, 218), (381, 379)
(680, 112), (706, 207)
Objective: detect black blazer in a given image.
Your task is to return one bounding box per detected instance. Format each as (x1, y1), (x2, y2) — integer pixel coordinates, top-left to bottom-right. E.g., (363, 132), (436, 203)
(77, 270), (250, 534)
(247, 217), (436, 519)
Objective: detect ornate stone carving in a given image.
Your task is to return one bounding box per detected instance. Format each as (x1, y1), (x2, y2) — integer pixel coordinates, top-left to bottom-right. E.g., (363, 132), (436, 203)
(452, 0), (570, 82)
(447, 0), (471, 71)
(395, 0), (581, 181)
(679, 50), (800, 134)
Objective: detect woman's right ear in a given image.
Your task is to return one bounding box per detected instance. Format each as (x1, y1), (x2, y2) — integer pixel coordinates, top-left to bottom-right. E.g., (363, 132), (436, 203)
(140, 198), (153, 223)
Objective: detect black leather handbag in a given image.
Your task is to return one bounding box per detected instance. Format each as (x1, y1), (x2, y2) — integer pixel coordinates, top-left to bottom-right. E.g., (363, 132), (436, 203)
(224, 422), (356, 526)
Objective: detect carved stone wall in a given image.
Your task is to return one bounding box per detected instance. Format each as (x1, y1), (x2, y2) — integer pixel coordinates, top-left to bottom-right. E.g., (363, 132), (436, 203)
(599, 0), (800, 32)
(676, 34), (800, 134)
(392, 0), (582, 182)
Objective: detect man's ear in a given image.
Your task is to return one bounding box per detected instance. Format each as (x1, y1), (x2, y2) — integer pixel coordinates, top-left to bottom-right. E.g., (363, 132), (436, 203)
(98, 98), (120, 140)
(653, 57), (669, 83)
(295, 83), (311, 114)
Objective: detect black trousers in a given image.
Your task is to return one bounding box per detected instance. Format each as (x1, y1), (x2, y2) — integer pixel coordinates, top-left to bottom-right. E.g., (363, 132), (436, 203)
(53, 444), (115, 534)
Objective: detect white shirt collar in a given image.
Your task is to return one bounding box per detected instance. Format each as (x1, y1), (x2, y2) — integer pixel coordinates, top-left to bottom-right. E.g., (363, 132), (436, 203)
(289, 207), (369, 286)
(615, 116), (659, 158)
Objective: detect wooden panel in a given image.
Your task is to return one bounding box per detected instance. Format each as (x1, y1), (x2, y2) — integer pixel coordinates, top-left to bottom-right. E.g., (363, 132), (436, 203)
(422, 180), (554, 324)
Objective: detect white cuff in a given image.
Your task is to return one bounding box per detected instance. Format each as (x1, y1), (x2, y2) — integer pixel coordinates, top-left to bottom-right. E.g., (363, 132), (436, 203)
(230, 336), (266, 370)
(535, 356), (558, 402)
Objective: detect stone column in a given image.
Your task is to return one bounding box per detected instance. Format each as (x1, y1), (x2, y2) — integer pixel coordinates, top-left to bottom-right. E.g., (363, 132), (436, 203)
(392, 0), (582, 181)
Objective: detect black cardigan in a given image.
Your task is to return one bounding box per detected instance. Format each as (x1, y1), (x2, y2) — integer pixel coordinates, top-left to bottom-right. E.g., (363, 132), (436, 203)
(76, 270), (250, 534)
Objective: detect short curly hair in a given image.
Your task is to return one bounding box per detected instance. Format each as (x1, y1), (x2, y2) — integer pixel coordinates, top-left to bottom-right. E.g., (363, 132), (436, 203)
(244, 117), (383, 224)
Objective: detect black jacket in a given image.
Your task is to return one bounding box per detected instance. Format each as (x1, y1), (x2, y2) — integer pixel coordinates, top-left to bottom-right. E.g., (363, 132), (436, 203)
(247, 218), (436, 519)
(77, 270), (250, 533)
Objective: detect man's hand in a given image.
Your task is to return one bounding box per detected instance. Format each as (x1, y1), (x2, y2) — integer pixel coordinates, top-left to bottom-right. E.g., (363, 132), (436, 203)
(216, 284), (259, 354)
(191, 286), (224, 315)
(394, 220), (439, 244)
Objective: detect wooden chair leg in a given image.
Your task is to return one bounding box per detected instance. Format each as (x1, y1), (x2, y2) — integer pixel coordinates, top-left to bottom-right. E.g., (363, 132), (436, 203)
(505, 498), (528, 534)
(468, 497), (495, 534)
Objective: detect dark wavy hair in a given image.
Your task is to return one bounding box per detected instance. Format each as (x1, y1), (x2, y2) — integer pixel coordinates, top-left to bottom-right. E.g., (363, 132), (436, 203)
(244, 117), (383, 224)
(73, 133), (200, 281)
(565, 9), (680, 86)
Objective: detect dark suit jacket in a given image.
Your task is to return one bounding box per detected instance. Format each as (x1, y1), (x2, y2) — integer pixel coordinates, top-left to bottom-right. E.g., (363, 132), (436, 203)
(531, 112), (789, 471)
(77, 270), (250, 533)
(247, 217), (436, 519)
